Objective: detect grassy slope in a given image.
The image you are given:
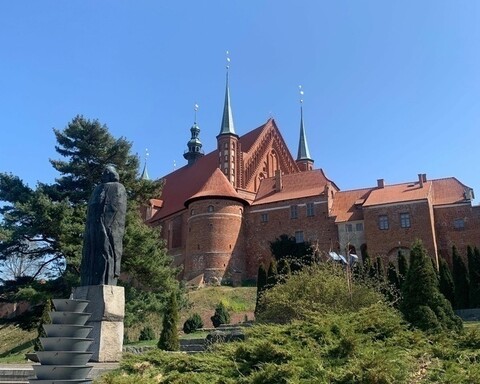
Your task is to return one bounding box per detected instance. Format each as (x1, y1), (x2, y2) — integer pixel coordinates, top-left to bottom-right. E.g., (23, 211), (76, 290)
(0, 322), (36, 363)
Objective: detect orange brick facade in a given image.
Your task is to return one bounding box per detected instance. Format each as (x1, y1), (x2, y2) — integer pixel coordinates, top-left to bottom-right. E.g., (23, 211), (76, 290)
(147, 83), (479, 283)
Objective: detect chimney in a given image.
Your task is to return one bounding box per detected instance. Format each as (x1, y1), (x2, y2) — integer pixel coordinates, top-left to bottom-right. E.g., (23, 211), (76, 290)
(418, 174), (424, 188)
(377, 179), (385, 188)
(422, 173), (427, 182)
(275, 170), (283, 192)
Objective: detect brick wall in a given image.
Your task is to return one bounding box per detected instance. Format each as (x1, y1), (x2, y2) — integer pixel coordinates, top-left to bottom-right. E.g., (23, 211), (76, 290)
(185, 198), (245, 284)
(245, 195), (338, 279)
(363, 200), (437, 265)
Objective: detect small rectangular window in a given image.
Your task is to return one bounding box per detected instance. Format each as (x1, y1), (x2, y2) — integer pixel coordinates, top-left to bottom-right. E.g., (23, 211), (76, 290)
(378, 215), (389, 230)
(345, 223), (353, 232)
(454, 218), (465, 230)
(356, 223), (364, 232)
(295, 231), (304, 243)
(290, 205), (298, 219)
(261, 213), (268, 223)
(400, 213), (411, 228)
(306, 202), (315, 217)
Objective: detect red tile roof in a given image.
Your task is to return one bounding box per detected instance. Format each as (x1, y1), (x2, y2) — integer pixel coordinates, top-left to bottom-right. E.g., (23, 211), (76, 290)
(186, 168), (247, 205)
(330, 188), (373, 223)
(431, 177), (471, 206)
(149, 120), (269, 223)
(363, 181), (432, 207)
(361, 177), (471, 208)
(252, 169), (333, 205)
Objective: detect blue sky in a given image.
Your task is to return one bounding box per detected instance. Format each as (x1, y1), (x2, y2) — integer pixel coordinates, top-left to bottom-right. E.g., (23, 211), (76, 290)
(1, 1), (479, 200)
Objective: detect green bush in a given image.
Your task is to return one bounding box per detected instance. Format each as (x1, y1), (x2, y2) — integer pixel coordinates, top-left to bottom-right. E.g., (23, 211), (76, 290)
(183, 313), (204, 334)
(256, 263), (383, 323)
(139, 326), (156, 341)
(210, 302), (230, 328)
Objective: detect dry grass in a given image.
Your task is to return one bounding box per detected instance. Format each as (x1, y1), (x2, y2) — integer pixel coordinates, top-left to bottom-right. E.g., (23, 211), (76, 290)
(0, 322), (36, 363)
(182, 286), (257, 328)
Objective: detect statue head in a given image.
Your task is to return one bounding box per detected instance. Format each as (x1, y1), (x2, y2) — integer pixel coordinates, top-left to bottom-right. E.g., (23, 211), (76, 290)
(102, 165), (120, 183)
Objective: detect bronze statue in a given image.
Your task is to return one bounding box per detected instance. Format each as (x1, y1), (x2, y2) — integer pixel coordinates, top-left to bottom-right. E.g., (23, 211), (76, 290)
(80, 165), (127, 286)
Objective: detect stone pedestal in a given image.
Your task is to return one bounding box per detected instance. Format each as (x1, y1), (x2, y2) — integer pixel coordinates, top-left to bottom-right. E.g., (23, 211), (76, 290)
(72, 285), (124, 362)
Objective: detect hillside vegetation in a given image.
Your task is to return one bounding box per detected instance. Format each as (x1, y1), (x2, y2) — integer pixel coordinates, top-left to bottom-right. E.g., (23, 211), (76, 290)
(99, 263), (480, 383)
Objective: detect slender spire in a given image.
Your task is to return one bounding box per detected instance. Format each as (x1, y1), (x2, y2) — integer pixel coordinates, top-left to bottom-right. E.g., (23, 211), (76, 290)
(218, 50), (236, 136)
(140, 148), (150, 180)
(184, 103), (204, 165)
(296, 85), (312, 161)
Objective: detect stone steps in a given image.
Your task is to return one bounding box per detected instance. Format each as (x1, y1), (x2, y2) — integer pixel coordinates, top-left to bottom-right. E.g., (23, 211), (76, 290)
(0, 364), (118, 384)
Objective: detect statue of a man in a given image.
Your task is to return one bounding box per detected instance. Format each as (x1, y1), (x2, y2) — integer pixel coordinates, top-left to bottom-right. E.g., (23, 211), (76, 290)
(80, 165), (127, 286)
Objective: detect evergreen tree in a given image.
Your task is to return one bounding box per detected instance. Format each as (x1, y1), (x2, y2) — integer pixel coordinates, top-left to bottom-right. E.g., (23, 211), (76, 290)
(269, 234), (313, 272)
(375, 257), (385, 280)
(468, 246), (480, 308)
(254, 263), (268, 315)
(397, 250), (409, 287)
(266, 260), (279, 289)
(438, 257), (455, 307)
(387, 262), (400, 291)
(400, 240), (462, 332)
(452, 245), (470, 309)
(158, 292), (180, 351)
(210, 302), (230, 328)
(0, 116), (180, 322)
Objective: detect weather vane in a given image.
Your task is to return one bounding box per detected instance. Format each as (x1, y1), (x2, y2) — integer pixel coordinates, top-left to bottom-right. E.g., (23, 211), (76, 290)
(226, 50), (231, 70)
(194, 103), (199, 123)
(145, 148), (149, 161)
(299, 85), (304, 104)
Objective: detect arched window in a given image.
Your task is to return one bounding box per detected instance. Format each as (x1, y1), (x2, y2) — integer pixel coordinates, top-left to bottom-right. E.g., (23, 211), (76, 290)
(207, 205), (214, 213)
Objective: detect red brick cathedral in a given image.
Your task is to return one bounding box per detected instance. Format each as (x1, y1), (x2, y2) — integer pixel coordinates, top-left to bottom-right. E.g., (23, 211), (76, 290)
(145, 74), (480, 285)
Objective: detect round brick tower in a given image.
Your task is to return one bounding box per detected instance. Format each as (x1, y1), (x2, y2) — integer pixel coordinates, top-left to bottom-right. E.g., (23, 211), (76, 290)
(184, 169), (248, 285)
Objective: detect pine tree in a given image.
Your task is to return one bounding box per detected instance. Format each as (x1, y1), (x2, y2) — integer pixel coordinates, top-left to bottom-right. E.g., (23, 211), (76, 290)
(158, 292), (180, 351)
(452, 245), (470, 309)
(400, 240), (462, 332)
(438, 257), (455, 307)
(0, 116), (180, 321)
(468, 246), (480, 308)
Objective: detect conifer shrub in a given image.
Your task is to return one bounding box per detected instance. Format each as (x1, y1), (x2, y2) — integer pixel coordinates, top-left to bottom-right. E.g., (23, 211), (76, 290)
(452, 245), (470, 309)
(468, 246), (480, 308)
(438, 257), (455, 306)
(183, 313), (204, 334)
(400, 240), (462, 333)
(139, 325), (156, 341)
(158, 292), (180, 351)
(211, 302), (230, 328)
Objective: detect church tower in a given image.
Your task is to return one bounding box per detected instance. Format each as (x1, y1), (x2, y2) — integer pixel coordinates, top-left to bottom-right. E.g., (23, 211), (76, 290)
(183, 104), (204, 166)
(217, 54), (240, 187)
(296, 86), (314, 171)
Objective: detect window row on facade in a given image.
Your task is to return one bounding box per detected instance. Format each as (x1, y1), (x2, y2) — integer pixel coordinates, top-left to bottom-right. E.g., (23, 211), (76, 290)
(260, 203), (316, 223)
(378, 213), (411, 230)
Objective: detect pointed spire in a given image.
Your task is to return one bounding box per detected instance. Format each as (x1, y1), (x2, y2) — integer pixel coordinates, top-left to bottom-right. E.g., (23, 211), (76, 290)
(184, 103), (204, 166)
(218, 50), (236, 136)
(296, 86), (312, 161)
(141, 148), (150, 180)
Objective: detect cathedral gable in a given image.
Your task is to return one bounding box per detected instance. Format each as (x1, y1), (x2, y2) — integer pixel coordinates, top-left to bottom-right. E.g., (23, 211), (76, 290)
(242, 119), (299, 192)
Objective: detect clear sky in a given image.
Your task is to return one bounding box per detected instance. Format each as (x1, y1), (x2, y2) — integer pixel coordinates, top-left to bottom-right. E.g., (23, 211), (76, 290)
(1, 1), (479, 201)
